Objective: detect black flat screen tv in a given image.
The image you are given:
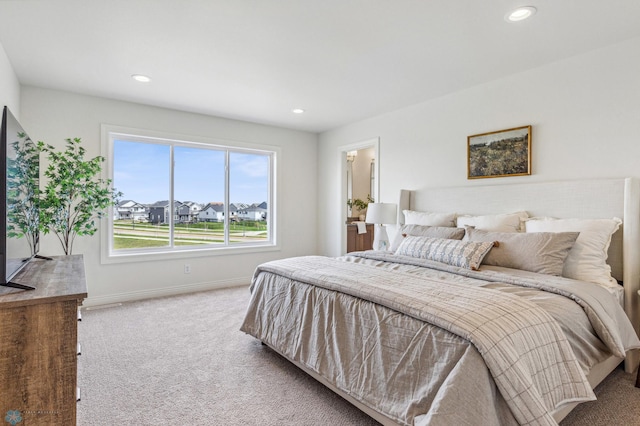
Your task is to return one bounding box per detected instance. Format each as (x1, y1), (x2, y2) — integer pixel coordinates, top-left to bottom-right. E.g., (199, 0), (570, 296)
(1, 106), (41, 290)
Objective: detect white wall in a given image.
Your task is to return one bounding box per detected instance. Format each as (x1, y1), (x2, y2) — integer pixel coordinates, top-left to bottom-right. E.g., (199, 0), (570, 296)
(318, 36), (640, 257)
(10, 35), (640, 300)
(20, 86), (318, 306)
(0, 42), (20, 117)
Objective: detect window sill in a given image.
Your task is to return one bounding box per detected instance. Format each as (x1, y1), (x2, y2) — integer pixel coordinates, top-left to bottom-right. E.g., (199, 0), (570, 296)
(100, 243), (280, 265)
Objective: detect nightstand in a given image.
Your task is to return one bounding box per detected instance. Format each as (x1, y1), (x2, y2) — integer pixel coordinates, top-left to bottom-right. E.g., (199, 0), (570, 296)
(346, 223), (373, 252)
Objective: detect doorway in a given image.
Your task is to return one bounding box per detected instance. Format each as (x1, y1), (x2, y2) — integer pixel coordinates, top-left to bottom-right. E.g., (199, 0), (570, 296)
(339, 138), (379, 254)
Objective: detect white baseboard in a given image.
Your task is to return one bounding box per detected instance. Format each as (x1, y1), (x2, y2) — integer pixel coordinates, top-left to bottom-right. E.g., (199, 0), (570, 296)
(81, 277), (250, 308)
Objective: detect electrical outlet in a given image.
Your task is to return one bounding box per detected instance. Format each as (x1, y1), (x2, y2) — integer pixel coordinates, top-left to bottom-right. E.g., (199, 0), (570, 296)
(184, 264), (191, 274)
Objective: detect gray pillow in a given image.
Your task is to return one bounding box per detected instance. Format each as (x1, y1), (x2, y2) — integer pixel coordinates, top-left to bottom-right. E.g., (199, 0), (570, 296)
(395, 235), (495, 271)
(391, 224), (465, 252)
(463, 226), (579, 276)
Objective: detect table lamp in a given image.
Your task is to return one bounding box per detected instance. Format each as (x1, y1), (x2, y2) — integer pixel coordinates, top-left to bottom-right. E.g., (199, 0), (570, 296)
(365, 203), (397, 251)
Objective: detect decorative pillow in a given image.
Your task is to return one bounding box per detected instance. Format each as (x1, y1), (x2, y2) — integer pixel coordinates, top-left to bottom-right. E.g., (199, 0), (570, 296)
(395, 235), (494, 270)
(403, 210), (456, 227)
(524, 217), (622, 287)
(390, 224), (465, 252)
(463, 227), (579, 275)
(456, 211), (528, 232)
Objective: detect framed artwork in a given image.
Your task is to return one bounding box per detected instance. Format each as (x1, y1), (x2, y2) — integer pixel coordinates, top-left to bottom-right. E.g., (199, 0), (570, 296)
(467, 125), (531, 179)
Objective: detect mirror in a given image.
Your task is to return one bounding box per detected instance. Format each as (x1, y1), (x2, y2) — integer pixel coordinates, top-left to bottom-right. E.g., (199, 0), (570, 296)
(346, 147), (376, 221)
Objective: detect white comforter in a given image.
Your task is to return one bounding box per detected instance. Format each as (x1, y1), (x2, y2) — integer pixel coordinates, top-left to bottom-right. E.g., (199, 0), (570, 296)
(241, 252), (640, 425)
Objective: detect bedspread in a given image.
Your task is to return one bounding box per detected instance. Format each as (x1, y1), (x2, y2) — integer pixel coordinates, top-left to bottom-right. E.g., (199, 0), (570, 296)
(249, 255), (596, 425)
(241, 253), (640, 425)
(348, 251), (639, 359)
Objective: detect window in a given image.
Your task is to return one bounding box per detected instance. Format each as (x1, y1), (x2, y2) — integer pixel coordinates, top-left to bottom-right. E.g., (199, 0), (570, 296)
(105, 128), (276, 260)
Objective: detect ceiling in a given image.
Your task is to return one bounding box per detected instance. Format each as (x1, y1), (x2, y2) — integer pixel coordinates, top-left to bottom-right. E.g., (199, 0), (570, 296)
(1, 1), (639, 133)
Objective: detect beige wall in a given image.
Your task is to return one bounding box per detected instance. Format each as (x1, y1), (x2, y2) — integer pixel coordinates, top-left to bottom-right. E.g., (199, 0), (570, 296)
(318, 36), (640, 256)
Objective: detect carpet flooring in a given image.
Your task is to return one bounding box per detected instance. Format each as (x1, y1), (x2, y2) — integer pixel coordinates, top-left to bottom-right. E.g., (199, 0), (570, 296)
(77, 286), (640, 425)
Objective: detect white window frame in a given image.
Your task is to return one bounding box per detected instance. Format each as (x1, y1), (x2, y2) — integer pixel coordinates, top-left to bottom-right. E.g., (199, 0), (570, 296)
(100, 124), (279, 264)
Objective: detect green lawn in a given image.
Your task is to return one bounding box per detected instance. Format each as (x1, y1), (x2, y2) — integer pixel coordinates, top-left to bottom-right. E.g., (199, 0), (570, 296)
(113, 237), (223, 250)
(112, 220), (267, 250)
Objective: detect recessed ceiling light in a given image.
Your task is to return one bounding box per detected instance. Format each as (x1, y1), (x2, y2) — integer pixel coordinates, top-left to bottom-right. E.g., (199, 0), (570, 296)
(132, 74), (151, 83)
(505, 6), (537, 22)
(292, 108), (305, 114)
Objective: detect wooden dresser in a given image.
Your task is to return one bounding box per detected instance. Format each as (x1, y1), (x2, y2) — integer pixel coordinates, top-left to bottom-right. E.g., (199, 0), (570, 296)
(0, 255), (87, 426)
(346, 223), (374, 252)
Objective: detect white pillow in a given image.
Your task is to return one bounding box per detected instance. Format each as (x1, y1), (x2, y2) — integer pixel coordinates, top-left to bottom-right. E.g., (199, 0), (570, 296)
(403, 210), (456, 227)
(456, 211), (528, 232)
(524, 217), (622, 287)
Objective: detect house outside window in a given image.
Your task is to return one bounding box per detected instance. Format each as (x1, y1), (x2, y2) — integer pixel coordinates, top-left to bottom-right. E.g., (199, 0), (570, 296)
(103, 126), (276, 261)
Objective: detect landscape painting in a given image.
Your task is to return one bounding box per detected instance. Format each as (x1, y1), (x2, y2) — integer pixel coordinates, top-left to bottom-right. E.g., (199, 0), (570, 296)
(467, 125), (531, 179)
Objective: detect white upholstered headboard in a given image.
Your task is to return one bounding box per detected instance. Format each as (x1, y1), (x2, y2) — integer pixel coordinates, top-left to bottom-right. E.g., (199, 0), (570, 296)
(399, 177), (640, 369)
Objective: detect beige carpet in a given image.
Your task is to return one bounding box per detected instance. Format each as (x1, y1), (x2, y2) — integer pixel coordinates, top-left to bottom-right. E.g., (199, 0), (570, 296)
(77, 286), (640, 425)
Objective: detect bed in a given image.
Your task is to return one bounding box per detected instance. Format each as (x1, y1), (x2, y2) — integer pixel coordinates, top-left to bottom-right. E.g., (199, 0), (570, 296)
(241, 178), (640, 425)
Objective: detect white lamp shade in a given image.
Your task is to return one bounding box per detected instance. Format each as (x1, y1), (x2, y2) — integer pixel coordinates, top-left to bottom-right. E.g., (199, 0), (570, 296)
(365, 203), (397, 251)
(365, 203), (397, 225)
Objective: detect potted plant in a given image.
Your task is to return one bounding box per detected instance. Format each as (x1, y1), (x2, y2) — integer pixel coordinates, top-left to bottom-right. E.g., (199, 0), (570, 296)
(347, 194), (374, 221)
(38, 138), (121, 255)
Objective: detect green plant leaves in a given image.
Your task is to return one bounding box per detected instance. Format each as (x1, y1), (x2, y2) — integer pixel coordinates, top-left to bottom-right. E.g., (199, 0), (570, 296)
(39, 138), (121, 255)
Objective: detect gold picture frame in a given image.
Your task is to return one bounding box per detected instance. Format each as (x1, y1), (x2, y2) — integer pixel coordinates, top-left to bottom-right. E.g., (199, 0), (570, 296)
(467, 125), (531, 179)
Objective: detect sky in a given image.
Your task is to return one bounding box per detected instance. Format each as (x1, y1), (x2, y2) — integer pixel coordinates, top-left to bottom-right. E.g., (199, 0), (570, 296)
(113, 140), (269, 205)
(468, 127), (530, 146)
